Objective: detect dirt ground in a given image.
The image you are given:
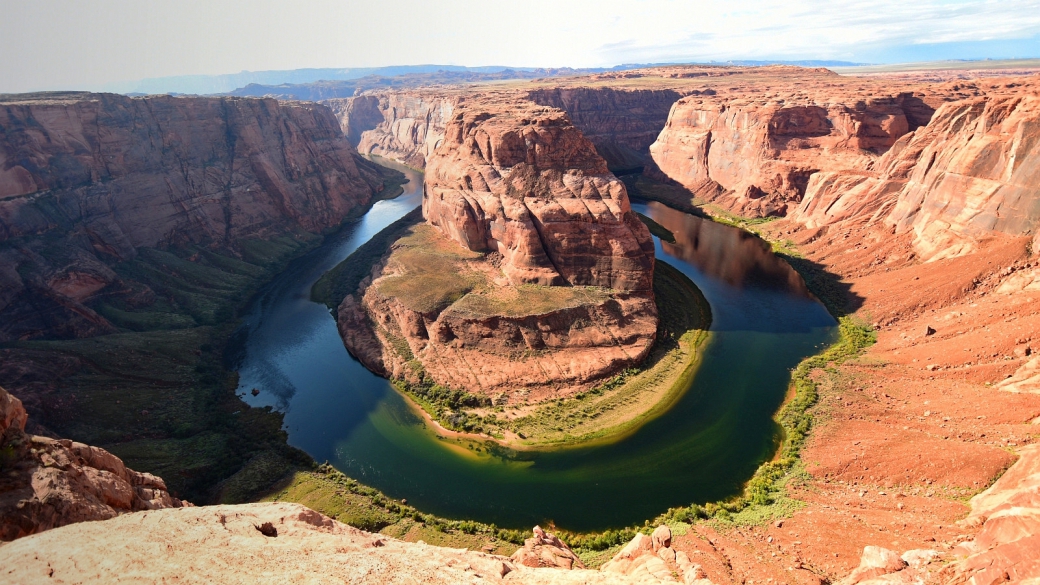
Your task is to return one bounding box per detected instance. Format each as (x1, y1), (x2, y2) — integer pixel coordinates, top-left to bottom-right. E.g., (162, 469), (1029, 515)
(666, 216), (1040, 585)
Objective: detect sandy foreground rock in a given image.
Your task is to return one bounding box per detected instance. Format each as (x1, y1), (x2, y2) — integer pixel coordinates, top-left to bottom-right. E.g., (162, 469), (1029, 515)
(0, 503), (690, 585)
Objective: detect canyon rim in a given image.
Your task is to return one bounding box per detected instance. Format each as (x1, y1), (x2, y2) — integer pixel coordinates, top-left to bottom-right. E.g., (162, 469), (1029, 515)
(2, 6), (1040, 584)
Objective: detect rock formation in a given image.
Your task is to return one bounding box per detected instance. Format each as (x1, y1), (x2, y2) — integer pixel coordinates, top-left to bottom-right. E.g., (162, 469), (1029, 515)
(648, 93), (933, 217)
(0, 503), (706, 584)
(791, 83), (1040, 262)
(0, 385), (187, 541)
(338, 101), (658, 401)
(601, 526), (713, 584)
(510, 526), (586, 570)
(325, 92), (459, 168)
(0, 92), (388, 341)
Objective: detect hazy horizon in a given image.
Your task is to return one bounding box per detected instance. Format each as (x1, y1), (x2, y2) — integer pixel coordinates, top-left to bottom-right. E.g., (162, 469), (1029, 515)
(3, 0), (1040, 94)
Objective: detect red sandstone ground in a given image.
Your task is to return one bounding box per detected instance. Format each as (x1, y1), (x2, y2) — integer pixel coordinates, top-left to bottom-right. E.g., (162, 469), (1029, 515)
(656, 214), (1040, 585)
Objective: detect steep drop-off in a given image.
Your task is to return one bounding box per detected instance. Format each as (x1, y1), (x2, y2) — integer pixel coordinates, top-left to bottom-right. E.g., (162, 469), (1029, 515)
(0, 385), (187, 541)
(338, 101), (658, 402)
(0, 92), (389, 341)
(648, 93), (936, 217)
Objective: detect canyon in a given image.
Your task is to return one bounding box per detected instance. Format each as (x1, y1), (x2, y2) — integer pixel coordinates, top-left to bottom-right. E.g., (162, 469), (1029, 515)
(1, 63), (1039, 585)
(338, 100), (659, 403)
(0, 92), (394, 342)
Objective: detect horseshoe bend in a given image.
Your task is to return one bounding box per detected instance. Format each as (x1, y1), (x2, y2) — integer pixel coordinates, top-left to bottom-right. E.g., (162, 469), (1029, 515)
(2, 43), (1040, 585)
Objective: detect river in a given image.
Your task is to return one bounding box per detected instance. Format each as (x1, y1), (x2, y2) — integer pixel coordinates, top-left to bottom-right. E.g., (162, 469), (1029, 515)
(228, 161), (836, 532)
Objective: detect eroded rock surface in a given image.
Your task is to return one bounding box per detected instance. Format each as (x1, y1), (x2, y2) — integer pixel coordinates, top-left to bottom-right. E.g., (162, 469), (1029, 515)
(649, 93), (931, 217)
(0, 385), (187, 541)
(0, 92), (387, 341)
(339, 101), (657, 401)
(0, 503), (682, 585)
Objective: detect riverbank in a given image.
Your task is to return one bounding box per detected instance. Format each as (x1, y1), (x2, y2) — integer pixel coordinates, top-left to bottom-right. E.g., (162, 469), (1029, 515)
(316, 209), (712, 450)
(0, 164), (407, 505)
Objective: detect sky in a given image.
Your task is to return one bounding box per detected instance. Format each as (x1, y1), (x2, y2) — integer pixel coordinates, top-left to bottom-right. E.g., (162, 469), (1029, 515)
(2, 0), (1040, 93)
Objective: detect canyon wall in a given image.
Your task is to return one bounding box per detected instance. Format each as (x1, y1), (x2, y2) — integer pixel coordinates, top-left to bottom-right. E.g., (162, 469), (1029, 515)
(792, 86), (1040, 261)
(0, 92), (387, 341)
(325, 92), (458, 168)
(329, 86), (685, 172)
(339, 101), (658, 400)
(648, 93), (935, 217)
(526, 87), (684, 171)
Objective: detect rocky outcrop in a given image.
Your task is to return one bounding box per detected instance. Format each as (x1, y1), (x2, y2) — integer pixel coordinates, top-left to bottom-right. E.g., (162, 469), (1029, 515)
(337, 101), (658, 401)
(602, 526), (714, 584)
(0, 502), (686, 584)
(0, 92), (387, 341)
(0, 385), (187, 541)
(510, 526), (586, 570)
(791, 84), (1040, 262)
(649, 94), (931, 217)
(424, 102), (655, 292)
(325, 92), (458, 168)
(527, 87), (684, 171)
(940, 443), (1040, 584)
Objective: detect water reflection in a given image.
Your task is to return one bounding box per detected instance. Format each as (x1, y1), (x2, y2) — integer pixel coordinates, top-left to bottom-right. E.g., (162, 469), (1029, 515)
(646, 201), (812, 297)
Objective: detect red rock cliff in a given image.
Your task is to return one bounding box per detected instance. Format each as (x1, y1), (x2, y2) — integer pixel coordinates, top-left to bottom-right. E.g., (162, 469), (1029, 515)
(0, 92), (386, 341)
(791, 82), (1040, 261)
(648, 93), (935, 217)
(424, 101), (656, 292)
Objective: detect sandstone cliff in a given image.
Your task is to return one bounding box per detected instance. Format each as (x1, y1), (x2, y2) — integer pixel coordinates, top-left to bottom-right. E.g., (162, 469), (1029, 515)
(648, 93), (935, 217)
(0, 385), (187, 541)
(0, 92), (388, 341)
(325, 92), (459, 168)
(791, 82), (1040, 261)
(526, 87), (684, 171)
(338, 101), (658, 401)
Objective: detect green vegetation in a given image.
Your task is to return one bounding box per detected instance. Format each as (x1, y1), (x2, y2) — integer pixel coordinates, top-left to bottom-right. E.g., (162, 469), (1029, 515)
(6, 227), (323, 503)
(1, 163), (408, 504)
(311, 208), (424, 310)
(376, 225), (486, 313)
(262, 464), (522, 555)
(377, 260), (711, 449)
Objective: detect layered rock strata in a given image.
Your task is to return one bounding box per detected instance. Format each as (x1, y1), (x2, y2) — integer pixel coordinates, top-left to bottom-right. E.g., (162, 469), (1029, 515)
(791, 83), (1040, 261)
(648, 93), (934, 217)
(339, 102), (657, 401)
(0, 92), (387, 341)
(0, 385), (187, 541)
(526, 87), (684, 170)
(325, 92), (459, 168)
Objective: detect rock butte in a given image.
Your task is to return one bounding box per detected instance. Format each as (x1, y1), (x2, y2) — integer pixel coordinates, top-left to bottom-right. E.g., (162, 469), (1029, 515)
(0, 64), (1039, 584)
(339, 100), (658, 400)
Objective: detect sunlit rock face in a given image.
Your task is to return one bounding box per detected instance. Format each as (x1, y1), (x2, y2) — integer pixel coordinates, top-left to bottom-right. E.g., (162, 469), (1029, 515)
(339, 100), (658, 402)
